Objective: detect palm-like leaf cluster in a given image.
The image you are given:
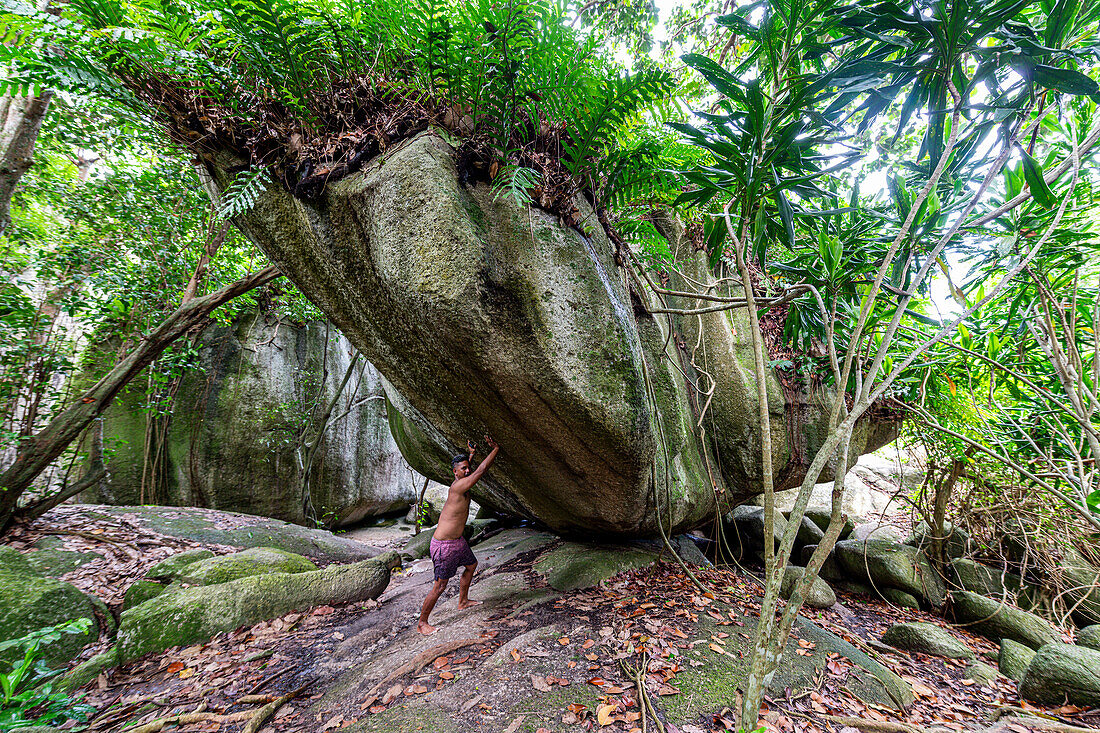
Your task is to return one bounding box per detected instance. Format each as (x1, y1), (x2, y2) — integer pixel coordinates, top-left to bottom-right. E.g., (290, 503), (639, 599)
(0, 0), (675, 215)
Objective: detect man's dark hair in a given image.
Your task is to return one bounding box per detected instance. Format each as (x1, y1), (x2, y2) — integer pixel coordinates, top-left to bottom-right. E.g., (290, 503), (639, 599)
(452, 454), (470, 468)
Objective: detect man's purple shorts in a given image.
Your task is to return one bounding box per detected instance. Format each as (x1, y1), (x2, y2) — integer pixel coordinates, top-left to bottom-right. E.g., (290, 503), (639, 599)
(429, 536), (478, 580)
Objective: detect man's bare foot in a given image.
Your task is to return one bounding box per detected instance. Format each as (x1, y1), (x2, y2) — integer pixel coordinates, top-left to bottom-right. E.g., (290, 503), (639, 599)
(417, 621), (436, 635)
(457, 599), (482, 610)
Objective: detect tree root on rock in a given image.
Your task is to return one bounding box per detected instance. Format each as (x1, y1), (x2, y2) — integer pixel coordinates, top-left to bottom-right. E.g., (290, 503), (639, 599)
(242, 684), (309, 733)
(363, 637), (484, 701)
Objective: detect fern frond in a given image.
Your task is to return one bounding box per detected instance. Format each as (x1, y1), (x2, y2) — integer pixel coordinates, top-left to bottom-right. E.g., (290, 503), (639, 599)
(217, 167), (269, 220)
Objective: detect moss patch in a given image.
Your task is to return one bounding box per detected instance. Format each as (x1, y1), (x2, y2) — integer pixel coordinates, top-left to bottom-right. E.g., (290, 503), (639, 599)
(533, 543), (659, 592)
(177, 547), (317, 585)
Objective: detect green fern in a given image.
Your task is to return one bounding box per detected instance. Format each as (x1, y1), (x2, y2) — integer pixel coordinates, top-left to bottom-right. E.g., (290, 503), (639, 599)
(217, 167), (269, 220)
(491, 165), (540, 207)
(562, 69), (676, 186)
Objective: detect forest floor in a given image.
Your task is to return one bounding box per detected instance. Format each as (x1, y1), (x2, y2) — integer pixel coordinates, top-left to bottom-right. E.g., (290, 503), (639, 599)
(10, 505), (1100, 733)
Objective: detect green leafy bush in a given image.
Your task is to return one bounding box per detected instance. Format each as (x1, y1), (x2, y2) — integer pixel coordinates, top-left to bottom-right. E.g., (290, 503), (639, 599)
(0, 620), (96, 731)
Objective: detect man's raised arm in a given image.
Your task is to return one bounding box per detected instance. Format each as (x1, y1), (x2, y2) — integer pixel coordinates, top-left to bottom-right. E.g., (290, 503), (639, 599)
(466, 435), (499, 486)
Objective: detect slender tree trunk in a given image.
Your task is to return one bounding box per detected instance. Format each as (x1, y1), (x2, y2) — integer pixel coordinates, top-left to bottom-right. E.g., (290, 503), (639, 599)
(0, 90), (53, 234)
(0, 266), (282, 532)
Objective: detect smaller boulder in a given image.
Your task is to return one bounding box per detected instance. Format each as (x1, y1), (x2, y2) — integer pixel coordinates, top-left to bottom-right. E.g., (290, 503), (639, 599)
(794, 517), (825, 550)
(1019, 643), (1100, 706)
(907, 521), (973, 559)
(724, 506), (787, 561)
(804, 508), (854, 538)
(879, 588), (921, 610)
(881, 622), (973, 660)
(176, 547), (317, 585)
(998, 638), (1035, 683)
(799, 544), (843, 582)
(834, 539), (946, 608)
(1077, 625), (1100, 651)
(850, 522), (905, 544)
(949, 558), (1023, 597)
(0, 547), (100, 668)
(146, 548), (215, 579)
(1061, 546), (1100, 627)
(963, 661), (999, 685)
(949, 590), (1060, 649)
(780, 566), (836, 609)
(403, 528), (435, 559)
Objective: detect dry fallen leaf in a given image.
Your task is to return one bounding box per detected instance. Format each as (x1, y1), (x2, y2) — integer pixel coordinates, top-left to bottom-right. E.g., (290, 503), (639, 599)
(597, 704), (617, 726)
(503, 715), (525, 733)
(531, 675), (554, 692)
(510, 648), (522, 662)
(320, 715), (344, 731)
(558, 637), (570, 645)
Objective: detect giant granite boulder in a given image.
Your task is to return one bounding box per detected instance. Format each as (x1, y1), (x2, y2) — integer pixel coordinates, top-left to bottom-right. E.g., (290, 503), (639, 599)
(205, 130), (894, 535)
(82, 313), (421, 526)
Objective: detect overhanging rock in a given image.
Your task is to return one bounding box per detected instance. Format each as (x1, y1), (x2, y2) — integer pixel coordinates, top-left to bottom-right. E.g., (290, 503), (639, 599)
(206, 130), (893, 536)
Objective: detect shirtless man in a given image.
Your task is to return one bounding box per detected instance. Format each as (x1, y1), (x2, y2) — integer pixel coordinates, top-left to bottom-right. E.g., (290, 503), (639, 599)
(417, 435), (499, 635)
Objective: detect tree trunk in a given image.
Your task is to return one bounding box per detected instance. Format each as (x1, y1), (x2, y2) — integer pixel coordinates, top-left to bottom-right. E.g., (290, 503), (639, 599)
(0, 265), (282, 532)
(0, 90), (53, 234)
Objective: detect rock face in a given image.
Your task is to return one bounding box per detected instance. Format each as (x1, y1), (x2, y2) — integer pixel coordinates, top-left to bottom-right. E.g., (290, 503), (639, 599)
(0, 547), (100, 668)
(208, 131), (894, 535)
(83, 312), (422, 526)
(1019, 643), (1100, 706)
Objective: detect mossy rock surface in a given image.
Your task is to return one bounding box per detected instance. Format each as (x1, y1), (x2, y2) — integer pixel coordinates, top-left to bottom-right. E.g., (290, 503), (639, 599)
(949, 590), (1060, 649)
(84, 505), (380, 563)
(881, 622), (973, 660)
(907, 521), (972, 559)
(880, 587), (921, 609)
(146, 548), (216, 579)
(780, 565), (836, 608)
(834, 539), (945, 608)
(532, 542), (658, 592)
(0, 547), (99, 668)
(176, 547), (317, 585)
(949, 558), (1023, 597)
(1061, 547), (1100, 627)
(964, 661), (998, 685)
(22, 536), (104, 577)
(116, 553), (399, 664)
(998, 638), (1035, 683)
(1077, 625), (1100, 651)
(1019, 643), (1100, 706)
(123, 580), (168, 609)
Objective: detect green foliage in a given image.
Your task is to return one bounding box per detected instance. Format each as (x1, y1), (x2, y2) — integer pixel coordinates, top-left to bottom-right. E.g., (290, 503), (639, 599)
(0, 619), (96, 730)
(0, 0), (677, 214)
(218, 168), (270, 220)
